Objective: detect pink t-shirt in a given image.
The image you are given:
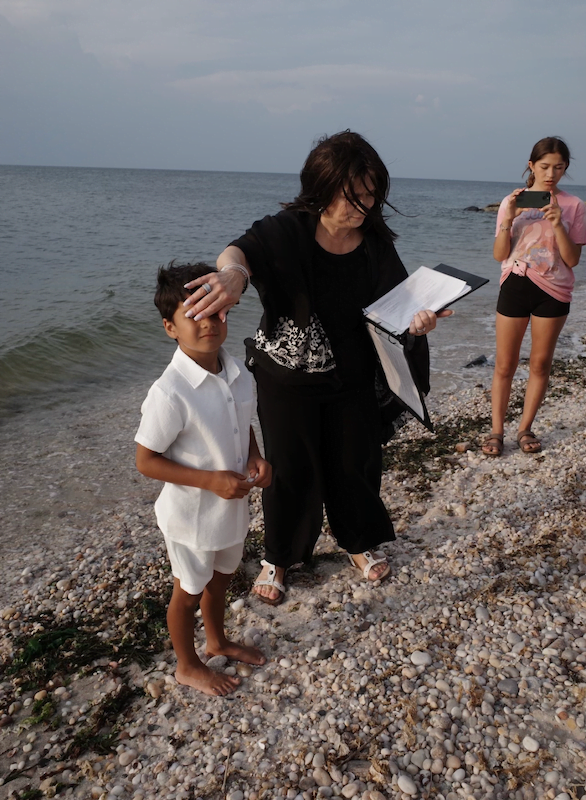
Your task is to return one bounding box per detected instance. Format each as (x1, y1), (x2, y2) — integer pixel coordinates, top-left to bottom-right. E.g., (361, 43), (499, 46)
(496, 190), (586, 303)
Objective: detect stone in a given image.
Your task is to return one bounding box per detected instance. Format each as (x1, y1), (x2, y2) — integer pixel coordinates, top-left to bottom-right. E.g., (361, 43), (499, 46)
(119, 749), (137, 766)
(522, 736), (539, 752)
(410, 650), (432, 666)
(313, 767), (332, 787)
(397, 774), (418, 795)
(206, 655), (228, 669)
(497, 679), (519, 696)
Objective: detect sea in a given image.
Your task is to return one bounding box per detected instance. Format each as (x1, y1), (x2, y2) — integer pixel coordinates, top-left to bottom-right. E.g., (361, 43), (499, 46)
(1, 165), (585, 422)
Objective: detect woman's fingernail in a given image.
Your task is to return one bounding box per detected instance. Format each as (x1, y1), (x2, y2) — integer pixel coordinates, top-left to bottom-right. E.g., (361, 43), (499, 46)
(193, 314), (203, 322)
(183, 298), (191, 306)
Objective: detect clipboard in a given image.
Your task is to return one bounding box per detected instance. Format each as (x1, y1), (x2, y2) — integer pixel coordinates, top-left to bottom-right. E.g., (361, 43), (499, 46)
(365, 263), (489, 431)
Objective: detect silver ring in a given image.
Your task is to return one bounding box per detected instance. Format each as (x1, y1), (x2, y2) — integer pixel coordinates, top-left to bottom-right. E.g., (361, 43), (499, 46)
(416, 327), (425, 333)
(202, 283), (212, 295)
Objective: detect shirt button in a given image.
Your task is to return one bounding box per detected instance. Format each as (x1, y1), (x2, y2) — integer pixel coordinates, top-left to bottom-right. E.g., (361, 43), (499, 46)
(228, 397), (233, 403)
(238, 457), (242, 463)
(234, 428), (238, 434)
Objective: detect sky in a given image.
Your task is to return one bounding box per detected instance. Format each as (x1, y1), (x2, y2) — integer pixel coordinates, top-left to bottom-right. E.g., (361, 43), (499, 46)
(1, 0), (585, 183)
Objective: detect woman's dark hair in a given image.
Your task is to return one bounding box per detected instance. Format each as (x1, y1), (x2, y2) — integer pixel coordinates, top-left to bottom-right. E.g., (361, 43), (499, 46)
(284, 130), (397, 241)
(154, 261), (216, 320)
(524, 136), (571, 187)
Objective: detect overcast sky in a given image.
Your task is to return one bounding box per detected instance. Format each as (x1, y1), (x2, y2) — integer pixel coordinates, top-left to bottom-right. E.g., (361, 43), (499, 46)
(1, 0), (585, 183)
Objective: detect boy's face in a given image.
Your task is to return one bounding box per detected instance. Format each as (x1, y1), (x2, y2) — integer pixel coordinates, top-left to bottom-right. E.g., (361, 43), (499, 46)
(163, 301), (227, 364)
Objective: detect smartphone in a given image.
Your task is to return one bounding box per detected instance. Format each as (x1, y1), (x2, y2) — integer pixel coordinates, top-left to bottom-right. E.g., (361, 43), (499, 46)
(515, 190), (551, 209)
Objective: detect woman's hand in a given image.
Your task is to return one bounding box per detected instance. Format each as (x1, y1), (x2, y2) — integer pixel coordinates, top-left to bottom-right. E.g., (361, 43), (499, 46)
(246, 455), (272, 489)
(541, 193), (563, 228)
(408, 308), (453, 336)
(183, 268), (245, 322)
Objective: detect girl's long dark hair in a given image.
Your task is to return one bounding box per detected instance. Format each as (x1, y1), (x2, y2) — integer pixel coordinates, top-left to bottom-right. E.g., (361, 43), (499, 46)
(524, 136), (571, 187)
(283, 130), (397, 242)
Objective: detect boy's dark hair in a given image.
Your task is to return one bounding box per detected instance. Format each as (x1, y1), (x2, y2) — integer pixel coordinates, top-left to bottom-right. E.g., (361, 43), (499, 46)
(154, 261), (217, 320)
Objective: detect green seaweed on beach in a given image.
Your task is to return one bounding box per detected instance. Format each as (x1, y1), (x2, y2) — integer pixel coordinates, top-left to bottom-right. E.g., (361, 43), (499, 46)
(64, 683), (137, 759)
(21, 697), (58, 726)
(7, 624), (115, 689)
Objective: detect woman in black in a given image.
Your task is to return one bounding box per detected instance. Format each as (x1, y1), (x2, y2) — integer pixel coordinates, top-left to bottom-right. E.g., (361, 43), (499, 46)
(184, 131), (448, 604)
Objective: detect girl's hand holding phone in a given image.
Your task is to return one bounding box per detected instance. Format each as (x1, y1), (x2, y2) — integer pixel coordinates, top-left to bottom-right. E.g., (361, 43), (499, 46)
(541, 193), (562, 228)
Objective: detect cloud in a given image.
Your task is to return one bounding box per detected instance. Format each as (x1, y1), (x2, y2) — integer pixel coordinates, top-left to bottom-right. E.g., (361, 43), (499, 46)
(172, 64), (473, 114)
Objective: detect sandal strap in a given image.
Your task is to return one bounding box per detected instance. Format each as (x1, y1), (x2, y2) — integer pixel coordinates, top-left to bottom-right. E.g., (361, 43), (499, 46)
(255, 560), (286, 594)
(349, 550), (388, 580)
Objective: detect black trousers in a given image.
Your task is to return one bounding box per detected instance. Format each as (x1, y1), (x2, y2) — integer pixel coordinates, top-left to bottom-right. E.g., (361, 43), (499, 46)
(257, 380), (395, 568)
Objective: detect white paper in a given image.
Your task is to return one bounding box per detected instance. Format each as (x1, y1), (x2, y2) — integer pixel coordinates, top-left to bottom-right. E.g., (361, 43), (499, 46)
(367, 324), (425, 420)
(365, 266), (468, 335)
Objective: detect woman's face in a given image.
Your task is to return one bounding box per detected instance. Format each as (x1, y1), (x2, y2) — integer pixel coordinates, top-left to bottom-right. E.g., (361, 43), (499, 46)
(321, 176), (376, 230)
(529, 152), (567, 192)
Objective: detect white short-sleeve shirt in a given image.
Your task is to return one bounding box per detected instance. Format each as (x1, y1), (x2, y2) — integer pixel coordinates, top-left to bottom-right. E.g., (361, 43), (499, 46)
(135, 346), (254, 550)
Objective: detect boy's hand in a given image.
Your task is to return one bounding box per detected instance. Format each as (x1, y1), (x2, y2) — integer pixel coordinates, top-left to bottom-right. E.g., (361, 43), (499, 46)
(209, 471), (253, 499)
(246, 456), (272, 489)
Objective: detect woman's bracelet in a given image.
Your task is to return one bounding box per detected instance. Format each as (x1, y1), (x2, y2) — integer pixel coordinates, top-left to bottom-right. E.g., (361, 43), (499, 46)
(500, 222), (513, 233)
(220, 263), (250, 294)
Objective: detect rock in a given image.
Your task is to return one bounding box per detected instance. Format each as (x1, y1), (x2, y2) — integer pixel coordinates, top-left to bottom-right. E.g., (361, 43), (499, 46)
(497, 679), (519, 696)
(475, 606), (490, 622)
(464, 355), (488, 368)
(341, 784), (359, 798)
(237, 664), (253, 677)
(119, 749), (137, 766)
(158, 702), (172, 716)
(34, 690), (48, 702)
(313, 767), (332, 787)
(410, 650), (432, 666)
(522, 736), (540, 752)
(146, 682), (162, 699)
(206, 655), (228, 669)
(454, 442), (471, 453)
(397, 773), (418, 795)
(230, 599), (245, 612)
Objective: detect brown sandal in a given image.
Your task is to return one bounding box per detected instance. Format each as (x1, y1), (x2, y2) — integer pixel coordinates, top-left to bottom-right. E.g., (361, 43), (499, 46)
(517, 430), (541, 454)
(481, 433), (503, 456)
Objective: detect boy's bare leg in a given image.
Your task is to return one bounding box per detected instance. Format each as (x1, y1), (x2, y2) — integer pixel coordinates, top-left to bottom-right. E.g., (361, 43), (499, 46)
(201, 570), (266, 665)
(167, 578), (240, 696)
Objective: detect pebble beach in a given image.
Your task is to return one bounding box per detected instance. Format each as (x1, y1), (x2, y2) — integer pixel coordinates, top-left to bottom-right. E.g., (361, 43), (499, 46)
(1, 356), (586, 800)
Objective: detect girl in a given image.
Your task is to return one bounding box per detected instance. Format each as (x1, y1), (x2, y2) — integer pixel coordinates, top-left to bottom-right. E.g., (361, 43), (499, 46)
(483, 137), (586, 456)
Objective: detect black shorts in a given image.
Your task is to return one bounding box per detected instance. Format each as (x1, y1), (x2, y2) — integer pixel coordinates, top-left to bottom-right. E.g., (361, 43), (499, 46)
(497, 273), (570, 318)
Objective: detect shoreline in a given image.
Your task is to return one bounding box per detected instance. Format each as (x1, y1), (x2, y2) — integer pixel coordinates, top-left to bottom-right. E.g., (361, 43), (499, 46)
(1, 358), (586, 799)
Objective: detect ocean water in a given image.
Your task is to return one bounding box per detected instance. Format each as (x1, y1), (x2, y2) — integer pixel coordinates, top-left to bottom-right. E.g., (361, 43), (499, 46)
(1, 165), (585, 420)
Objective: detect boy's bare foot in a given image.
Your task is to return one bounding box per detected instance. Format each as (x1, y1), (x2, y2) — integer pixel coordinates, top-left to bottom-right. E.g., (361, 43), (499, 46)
(175, 663), (241, 696)
(206, 640), (266, 666)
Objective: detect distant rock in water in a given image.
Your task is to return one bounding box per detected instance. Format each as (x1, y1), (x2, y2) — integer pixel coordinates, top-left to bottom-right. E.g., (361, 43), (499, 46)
(464, 355), (489, 368)
(463, 203), (500, 213)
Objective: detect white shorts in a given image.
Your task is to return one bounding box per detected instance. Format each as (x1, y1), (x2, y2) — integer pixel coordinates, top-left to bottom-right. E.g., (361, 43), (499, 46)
(164, 539), (244, 596)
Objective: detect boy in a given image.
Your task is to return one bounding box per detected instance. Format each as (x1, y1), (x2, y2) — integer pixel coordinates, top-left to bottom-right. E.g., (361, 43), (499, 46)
(135, 262), (271, 697)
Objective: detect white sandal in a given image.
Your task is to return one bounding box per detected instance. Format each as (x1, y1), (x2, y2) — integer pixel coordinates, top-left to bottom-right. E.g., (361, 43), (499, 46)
(347, 550), (391, 582)
(252, 559), (286, 606)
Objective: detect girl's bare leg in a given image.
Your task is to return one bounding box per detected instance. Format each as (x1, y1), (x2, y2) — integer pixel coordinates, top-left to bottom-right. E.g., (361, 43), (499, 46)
(518, 315), (567, 434)
(167, 578), (240, 695)
(489, 313), (530, 439)
(201, 570), (266, 665)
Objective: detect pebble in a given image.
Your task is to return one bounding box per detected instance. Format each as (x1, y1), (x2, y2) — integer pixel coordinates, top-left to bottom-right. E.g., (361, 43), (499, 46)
(410, 650), (432, 666)
(313, 767), (332, 787)
(497, 679), (519, 696)
(397, 774), (418, 795)
(522, 736), (540, 752)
